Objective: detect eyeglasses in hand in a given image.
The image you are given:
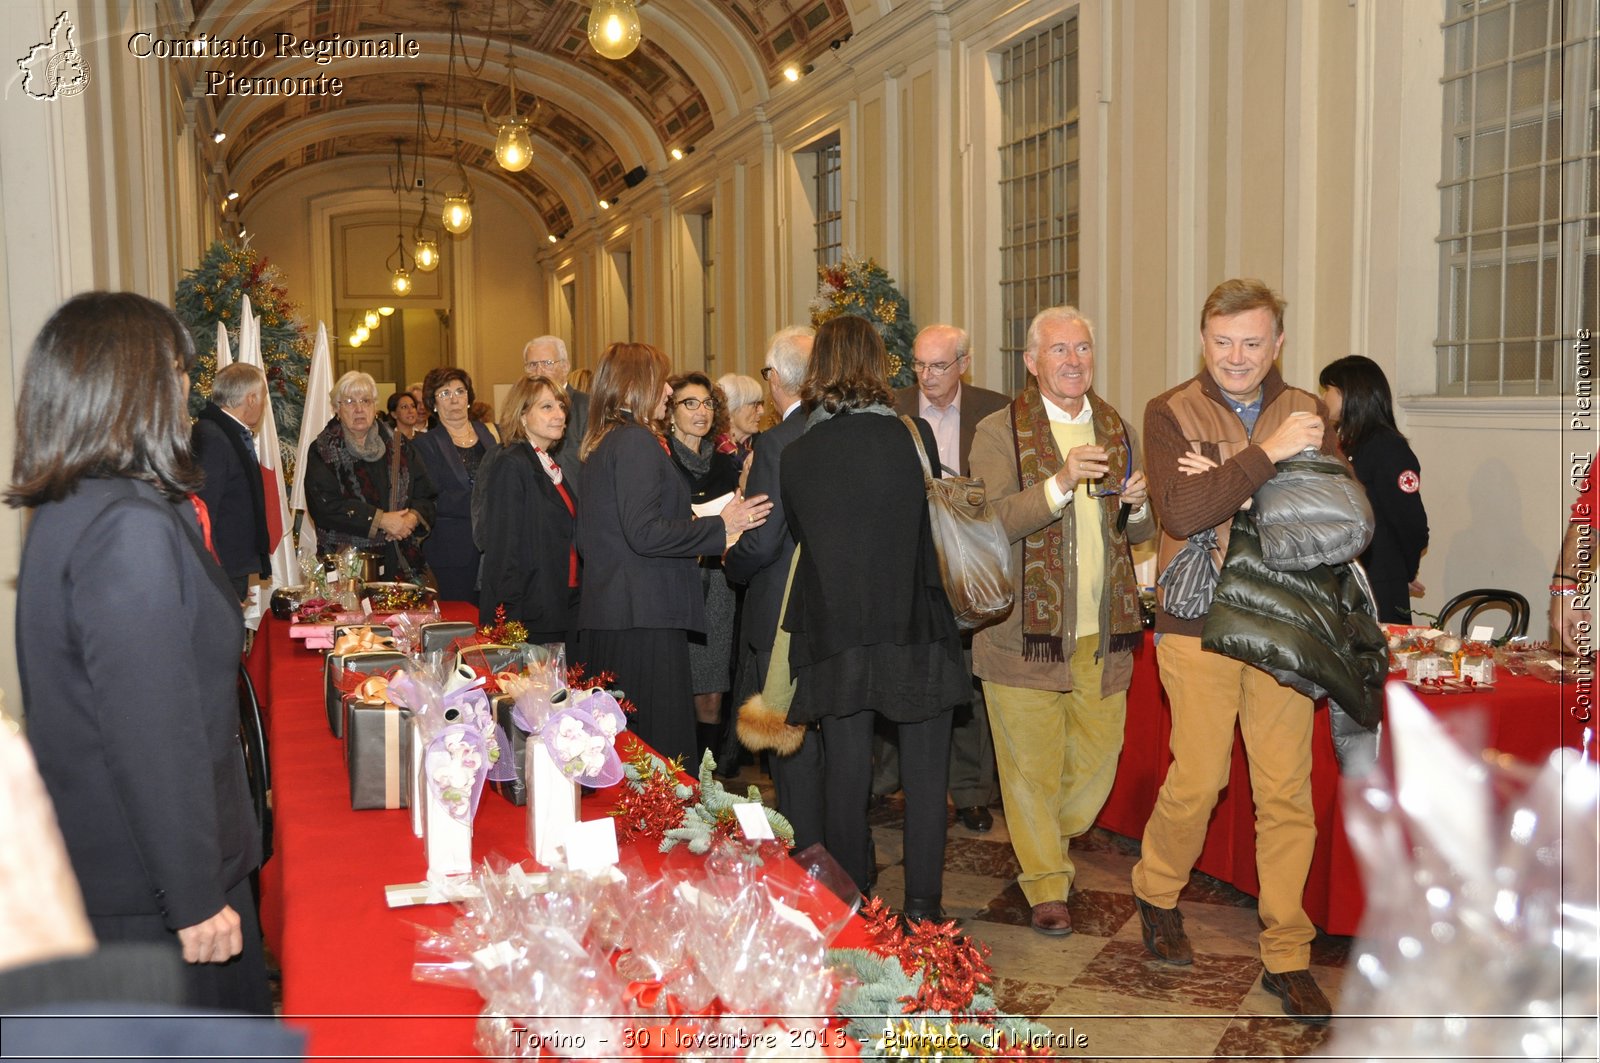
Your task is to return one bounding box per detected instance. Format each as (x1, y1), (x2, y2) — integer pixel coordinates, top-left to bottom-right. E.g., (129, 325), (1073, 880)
(1086, 436), (1133, 497)
(674, 397), (719, 411)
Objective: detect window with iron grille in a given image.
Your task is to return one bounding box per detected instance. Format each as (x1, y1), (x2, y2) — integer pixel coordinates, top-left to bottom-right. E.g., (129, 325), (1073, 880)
(1437, 0), (1598, 395)
(813, 134), (843, 269)
(998, 17), (1079, 392)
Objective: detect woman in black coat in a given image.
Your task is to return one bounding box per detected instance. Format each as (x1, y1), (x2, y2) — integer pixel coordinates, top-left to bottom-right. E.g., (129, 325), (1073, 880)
(780, 315), (968, 920)
(304, 370), (438, 583)
(574, 342), (772, 763)
(478, 375), (579, 643)
(7, 292), (270, 1013)
(664, 371), (743, 753)
(1319, 355), (1430, 623)
(411, 367), (496, 602)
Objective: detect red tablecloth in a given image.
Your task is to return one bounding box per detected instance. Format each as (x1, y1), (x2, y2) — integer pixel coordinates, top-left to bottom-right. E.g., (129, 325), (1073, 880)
(1094, 634), (1586, 936)
(254, 607), (871, 1059)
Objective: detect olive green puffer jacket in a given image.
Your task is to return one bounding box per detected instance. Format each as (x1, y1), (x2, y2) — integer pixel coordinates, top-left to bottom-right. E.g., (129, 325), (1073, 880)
(1201, 508), (1388, 732)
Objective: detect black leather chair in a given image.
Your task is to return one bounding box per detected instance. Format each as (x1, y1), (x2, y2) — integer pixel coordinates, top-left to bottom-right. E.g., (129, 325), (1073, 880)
(237, 663), (272, 863)
(1435, 588), (1530, 640)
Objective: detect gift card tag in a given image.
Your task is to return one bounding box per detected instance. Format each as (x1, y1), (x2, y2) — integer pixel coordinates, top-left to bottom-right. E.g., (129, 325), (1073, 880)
(562, 817), (619, 873)
(1469, 625), (1495, 643)
(733, 802), (776, 840)
(471, 940), (522, 970)
(361, 597), (373, 617)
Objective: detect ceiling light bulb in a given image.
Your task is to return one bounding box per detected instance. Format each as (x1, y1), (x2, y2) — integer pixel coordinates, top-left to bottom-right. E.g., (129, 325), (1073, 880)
(598, 198), (611, 210)
(378, 306), (396, 316)
(670, 147), (684, 161)
(355, 326), (371, 342)
(212, 131), (226, 144)
(226, 189), (240, 201)
(495, 118), (532, 172)
(547, 233), (558, 243)
(391, 267), (412, 296)
(441, 195), (472, 235)
(349, 334), (363, 347)
(363, 310), (380, 329)
(414, 238), (439, 272)
(587, 0), (641, 60)
(783, 64), (800, 82)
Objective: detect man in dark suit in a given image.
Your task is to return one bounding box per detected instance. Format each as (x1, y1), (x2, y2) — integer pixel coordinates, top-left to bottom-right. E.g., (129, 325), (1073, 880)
(724, 325), (820, 848)
(884, 324), (1011, 832)
(524, 336), (588, 489)
(192, 363), (270, 600)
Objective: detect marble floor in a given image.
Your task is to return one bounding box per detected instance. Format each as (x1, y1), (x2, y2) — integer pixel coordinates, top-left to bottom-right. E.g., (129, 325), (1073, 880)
(731, 765), (1352, 1063)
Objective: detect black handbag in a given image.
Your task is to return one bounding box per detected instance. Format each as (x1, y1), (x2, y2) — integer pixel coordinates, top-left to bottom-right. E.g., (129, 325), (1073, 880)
(900, 416), (1015, 629)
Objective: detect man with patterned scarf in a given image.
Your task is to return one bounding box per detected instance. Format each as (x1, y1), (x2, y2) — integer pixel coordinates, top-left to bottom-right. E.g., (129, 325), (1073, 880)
(303, 370), (438, 582)
(969, 306), (1152, 937)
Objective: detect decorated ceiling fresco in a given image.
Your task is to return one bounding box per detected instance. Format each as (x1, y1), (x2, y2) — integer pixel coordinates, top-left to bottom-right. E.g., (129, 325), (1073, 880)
(186, 0), (854, 233)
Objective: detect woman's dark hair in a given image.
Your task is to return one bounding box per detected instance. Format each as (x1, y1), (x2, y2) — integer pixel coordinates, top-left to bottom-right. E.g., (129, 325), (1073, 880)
(667, 371), (731, 440)
(1318, 354), (1402, 453)
(387, 392), (414, 416)
(581, 342), (671, 460)
(802, 315), (892, 413)
(7, 291), (201, 506)
(422, 366), (475, 412)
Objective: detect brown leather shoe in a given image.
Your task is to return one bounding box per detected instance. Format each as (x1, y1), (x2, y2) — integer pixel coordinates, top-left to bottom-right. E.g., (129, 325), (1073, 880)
(1029, 901), (1073, 936)
(1135, 897), (1193, 965)
(1262, 969), (1331, 1024)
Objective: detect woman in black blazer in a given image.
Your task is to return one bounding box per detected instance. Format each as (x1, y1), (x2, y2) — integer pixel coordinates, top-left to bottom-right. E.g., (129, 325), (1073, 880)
(780, 315), (968, 921)
(574, 342), (772, 763)
(478, 375), (579, 642)
(7, 292), (270, 1013)
(411, 367), (497, 602)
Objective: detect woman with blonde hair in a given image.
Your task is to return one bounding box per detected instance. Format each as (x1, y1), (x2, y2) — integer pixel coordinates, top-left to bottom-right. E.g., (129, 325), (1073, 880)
(575, 343), (772, 762)
(477, 375), (579, 642)
(304, 370), (437, 582)
(715, 372), (764, 468)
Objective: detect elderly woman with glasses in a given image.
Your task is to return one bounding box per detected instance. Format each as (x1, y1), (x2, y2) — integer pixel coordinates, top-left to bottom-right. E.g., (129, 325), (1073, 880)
(304, 370), (438, 582)
(715, 373), (764, 469)
(411, 367), (497, 603)
(665, 371), (745, 763)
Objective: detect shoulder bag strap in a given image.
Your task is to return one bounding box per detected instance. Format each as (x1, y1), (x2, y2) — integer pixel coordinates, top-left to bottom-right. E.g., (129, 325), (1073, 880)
(899, 415), (934, 484)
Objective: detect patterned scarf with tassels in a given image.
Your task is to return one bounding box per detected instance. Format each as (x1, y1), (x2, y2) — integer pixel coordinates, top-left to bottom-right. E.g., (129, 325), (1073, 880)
(1011, 387), (1145, 662)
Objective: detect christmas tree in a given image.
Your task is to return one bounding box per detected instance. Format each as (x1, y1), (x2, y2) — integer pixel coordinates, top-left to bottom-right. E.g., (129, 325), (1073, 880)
(175, 240), (311, 471)
(810, 254), (917, 390)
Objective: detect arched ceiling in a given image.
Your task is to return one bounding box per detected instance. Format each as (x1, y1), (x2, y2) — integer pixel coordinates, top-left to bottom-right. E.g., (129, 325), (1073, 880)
(188, 0), (855, 234)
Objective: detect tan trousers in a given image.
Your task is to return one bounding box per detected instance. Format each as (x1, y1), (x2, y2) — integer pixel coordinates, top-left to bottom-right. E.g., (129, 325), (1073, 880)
(984, 638), (1126, 906)
(1131, 634), (1316, 971)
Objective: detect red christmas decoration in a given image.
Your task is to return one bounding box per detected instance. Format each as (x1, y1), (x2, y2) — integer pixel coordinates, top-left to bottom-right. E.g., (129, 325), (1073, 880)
(858, 897), (995, 1015)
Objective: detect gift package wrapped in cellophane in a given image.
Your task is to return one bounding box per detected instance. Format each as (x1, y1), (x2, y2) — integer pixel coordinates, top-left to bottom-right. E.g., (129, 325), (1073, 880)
(1324, 683), (1597, 1061)
(385, 664), (517, 880)
(413, 848), (851, 1059)
(501, 646), (629, 863)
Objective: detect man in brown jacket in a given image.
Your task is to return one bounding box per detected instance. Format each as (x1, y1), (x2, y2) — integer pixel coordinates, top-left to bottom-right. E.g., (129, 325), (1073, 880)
(969, 306), (1152, 935)
(1131, 278), (1336, 1024)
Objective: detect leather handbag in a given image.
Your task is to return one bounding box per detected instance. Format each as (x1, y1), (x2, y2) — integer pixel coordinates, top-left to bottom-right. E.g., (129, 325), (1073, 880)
(899, 416), (1015, 629)
(735, 547), (806, 755)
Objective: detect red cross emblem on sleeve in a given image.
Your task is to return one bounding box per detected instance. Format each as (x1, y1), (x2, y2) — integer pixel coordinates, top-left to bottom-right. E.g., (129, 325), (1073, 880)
(1397, 470), (1420, 493)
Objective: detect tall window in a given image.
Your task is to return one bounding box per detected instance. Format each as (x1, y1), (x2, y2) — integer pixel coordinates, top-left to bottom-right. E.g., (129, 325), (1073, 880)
(687, 210), (716, 372)
(998, 18), (1079, 391)
(1437, 0), (1597, 395)
(813, 133), (843, 269)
